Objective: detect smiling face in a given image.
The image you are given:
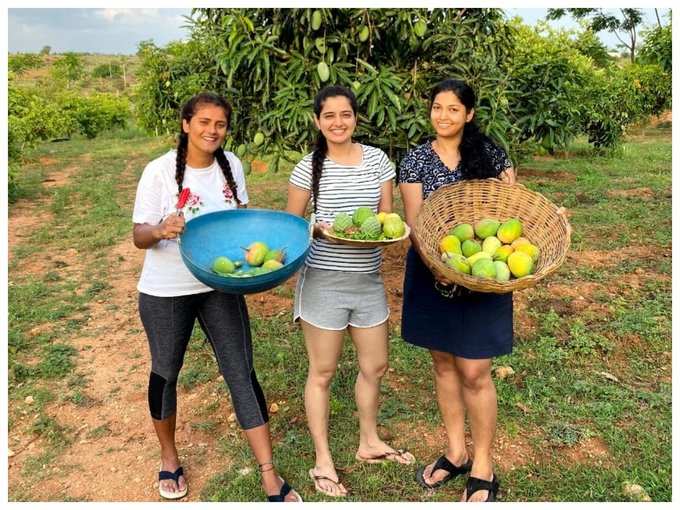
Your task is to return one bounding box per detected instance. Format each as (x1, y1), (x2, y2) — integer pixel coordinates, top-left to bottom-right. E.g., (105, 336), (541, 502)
(430, 90), (474, 139)
(182, 103), (229, 158)
(314, 95), (357, 145)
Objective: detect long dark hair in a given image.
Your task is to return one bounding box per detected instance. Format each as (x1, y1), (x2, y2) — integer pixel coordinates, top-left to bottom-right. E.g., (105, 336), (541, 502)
(429, 79), (498, 180)
(176, 92), (240, 205)
(311, 85), (359, 213)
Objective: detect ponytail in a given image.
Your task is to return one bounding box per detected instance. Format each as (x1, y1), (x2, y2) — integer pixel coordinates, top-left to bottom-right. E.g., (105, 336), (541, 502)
(459, 123), (498, 180)
(214, 148), (241, 206)
(175, 132), (188, 192)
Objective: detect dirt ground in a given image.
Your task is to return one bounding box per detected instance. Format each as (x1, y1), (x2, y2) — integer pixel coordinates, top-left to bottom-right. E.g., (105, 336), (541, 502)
(7, 156), (662, 501)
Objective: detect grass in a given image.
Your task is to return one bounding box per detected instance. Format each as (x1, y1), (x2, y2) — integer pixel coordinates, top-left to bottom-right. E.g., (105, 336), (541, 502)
(7, 119), (671, 502)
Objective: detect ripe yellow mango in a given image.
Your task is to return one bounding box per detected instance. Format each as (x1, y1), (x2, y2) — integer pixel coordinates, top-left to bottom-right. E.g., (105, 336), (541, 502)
(497, 218), (523, 244)
(493, 245), (514, 263)
(507, 251), (533, 278)
(511, 237), (531, 249)
(516, 243), (540, 263)
(439, 235), (462, 255)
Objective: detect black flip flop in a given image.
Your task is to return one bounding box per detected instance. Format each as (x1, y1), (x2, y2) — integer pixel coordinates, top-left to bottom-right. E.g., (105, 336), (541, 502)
(465, 474), (500, 502)
(158, 466), (187, 499)
(267, 477), (302, 502)
(415, 455), (472, 489)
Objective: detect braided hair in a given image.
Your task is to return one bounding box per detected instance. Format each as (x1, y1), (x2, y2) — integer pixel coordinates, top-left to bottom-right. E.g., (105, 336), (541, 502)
(311, 85), (358, 213)
(175, 92), (241, 205)
(429, 79), (498, 180)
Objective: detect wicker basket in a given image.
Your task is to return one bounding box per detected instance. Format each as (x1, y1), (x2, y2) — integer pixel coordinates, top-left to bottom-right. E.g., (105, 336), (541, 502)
(413, 179), (571, 293)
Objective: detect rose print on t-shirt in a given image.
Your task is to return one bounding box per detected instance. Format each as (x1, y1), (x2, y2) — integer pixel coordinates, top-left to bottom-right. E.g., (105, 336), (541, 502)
(176, 190), (204, 216)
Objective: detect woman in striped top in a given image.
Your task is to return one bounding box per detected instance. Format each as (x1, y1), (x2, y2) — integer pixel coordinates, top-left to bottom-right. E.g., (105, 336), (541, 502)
(286, 85), (415, 497)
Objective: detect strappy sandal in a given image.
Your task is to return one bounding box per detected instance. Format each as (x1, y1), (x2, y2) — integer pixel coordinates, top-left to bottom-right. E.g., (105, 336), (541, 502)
(158, 466), (188, 500)
(416, 455), (472, 489)
(259, 460), (303, 502)
(309, 468), (347, 497)
(355, 448), (415, 465)
(464, 474), (500, 502)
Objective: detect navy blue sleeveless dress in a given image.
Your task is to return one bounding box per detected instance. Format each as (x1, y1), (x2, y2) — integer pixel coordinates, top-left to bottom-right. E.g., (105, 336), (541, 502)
(398, 140), (514, 359)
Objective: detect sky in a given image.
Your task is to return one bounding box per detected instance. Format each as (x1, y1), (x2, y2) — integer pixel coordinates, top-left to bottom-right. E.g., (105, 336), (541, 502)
(7, 7), (672, 55)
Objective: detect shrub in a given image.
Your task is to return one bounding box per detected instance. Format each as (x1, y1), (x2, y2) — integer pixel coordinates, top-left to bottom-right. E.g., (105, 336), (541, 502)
(58, 93), (130, 139)
(8, 53), (44, 74)
(91, 62), (123, 79)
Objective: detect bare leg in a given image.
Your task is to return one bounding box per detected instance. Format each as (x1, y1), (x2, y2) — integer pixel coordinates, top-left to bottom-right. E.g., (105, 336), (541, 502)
(350, 322), (413, 464)
(152, 414), (187, 495)
(243, 422), (301, 502)
(420, 350), (470, 486)
(301, 320), (347, 496)
(455, 357), (496, 502)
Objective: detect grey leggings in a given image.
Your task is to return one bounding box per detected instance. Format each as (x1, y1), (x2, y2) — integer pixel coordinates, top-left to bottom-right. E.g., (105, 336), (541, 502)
(138, 291), (268, 429)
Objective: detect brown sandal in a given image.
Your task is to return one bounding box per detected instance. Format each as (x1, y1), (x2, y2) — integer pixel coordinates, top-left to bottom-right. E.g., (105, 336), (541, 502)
(308, 468), (347, 497)
(355, 448), (415, 465)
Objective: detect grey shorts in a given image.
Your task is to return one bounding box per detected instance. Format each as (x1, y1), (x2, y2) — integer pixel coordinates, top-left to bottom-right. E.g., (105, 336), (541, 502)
(294, 265), (389, 330)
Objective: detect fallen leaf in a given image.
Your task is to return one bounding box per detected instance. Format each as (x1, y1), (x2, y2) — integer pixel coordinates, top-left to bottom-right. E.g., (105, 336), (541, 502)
(495, 366), (515, 379)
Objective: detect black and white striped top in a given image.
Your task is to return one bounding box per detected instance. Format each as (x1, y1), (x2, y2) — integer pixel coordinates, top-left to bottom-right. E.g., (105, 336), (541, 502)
(289, 144), (395, 273)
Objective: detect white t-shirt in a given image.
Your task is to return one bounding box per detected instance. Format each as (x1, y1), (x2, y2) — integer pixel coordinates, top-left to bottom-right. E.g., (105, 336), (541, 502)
(133, 149), (249, 297)
(289, 144), (395, 273)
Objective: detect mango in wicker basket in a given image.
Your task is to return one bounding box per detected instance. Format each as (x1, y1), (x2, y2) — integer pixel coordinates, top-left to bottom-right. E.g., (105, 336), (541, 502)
(493, 245), (514, 263)
(444, 253), (471, 274)
(471, 258), (497, 279)
(474, 218), (500, 239)
(507, 251), (533, 278)
(462, 239), (482, 257)
(494, 261), (511, 282)
(439, 235), (462, 255)
(449, 223), (474, 242)
(497, 218), (523, 243)
(466, 250), (492, 267)
(511, 237), (531, 249)
(516, 243), (540, 263)
(482, 236), (501, 256)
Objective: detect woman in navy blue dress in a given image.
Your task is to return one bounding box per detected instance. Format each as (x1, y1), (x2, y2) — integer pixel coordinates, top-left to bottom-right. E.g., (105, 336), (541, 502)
(398, 79), (516, 502)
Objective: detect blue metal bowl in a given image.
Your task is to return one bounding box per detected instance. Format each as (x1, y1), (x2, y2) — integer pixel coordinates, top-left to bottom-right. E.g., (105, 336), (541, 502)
(179, 209), (310, 294)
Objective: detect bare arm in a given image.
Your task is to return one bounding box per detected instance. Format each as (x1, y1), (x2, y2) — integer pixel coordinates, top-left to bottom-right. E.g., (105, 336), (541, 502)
(286, 183), (327, 238)
(133, 214), (185, 249)
(378, 179), (393, 213)
(498, 166), (517, 185)
(286, 183), (310, 217)
(398, 182), (423, 235)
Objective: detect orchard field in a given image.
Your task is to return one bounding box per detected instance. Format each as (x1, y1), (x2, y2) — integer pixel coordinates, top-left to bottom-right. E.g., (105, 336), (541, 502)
(7, 116), (671, 501)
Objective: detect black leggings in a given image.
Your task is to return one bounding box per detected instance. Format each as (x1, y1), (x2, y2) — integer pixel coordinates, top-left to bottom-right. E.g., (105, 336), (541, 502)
(139, 291), (268, 429)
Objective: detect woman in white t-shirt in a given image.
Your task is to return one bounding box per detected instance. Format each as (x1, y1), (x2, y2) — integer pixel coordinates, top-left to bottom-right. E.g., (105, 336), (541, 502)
(133, 92), (300, 502)
(286, 85), (415, 498)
